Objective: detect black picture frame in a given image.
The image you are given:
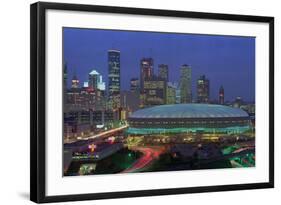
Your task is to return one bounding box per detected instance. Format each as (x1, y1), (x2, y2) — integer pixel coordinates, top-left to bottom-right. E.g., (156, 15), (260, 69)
(30, 1), (274, 203)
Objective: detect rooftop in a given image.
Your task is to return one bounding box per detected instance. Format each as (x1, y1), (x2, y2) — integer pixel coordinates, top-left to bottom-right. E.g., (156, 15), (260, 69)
(129, 104), (249, 119)
(89, 70), (99, 75)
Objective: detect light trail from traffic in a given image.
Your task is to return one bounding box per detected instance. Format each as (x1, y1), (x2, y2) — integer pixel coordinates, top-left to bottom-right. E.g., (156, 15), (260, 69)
(85, 125), (128, 140)
(122, 147), (164, 173)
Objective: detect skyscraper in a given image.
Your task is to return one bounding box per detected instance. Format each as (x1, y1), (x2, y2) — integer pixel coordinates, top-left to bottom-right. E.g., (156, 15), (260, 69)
(219, 86), (224, 104)
(97, 75), (105, 91)
(233, 96), (242, 108)
(88, 70), (100, 90)
(108, 50), (121, 109)
(130, 78), (140, 94)
(64, 63), (68, 89)
(87, 69), (106, 110)
(88, 70), (105, 91)
(158, 64), (169, 81)
(143, 77), (166, 106)
(174, 82), (181, 104)
(140, 58), (153, 91)
(71, 73), (79, 89)
(179, 64), (192, 103)
(166, 82), (177, 104)
(63, 63), (68, 107)
(197, 75), (210, 103)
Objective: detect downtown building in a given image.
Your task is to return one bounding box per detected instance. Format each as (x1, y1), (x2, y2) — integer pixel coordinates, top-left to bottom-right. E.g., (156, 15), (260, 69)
(88, 69), (106, 110)
(158, 64), (169, 81)
(64, 69), (113, 140)
(130, 78), (140, 94)
(179, 64), (192, 103)
(139, 58), (154, 107)
(63, 63), (68, 105)
(66, 70), (107, 111)
(219, 85), (225, 104)
(64, 109), (115, 140)
(88, 70), (106, 91)
(166, 82), (177, 104)
(143, 76), (167, 106)
(197, 75), (210, 103)
(108, 49), (121, 110)
(140, 58), (154, 92)
(233, 96), (243, 108)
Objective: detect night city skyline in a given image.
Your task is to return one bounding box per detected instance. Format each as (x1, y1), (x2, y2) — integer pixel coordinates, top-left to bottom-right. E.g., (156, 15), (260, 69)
(63, 28), (255, 102)
(63, 27), (256, 176)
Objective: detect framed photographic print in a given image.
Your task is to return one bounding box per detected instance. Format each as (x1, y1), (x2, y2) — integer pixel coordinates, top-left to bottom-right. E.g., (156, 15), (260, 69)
(30, 2), (274, 203)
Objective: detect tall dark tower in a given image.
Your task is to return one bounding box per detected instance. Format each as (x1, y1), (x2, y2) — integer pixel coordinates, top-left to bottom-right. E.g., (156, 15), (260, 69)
(197, 75), (210, 103)
(108, 49), (121, 109)
(71, 73), (79, 89)
(63, 63), (68, 106)
(158, 64), (169, 81)
(140, 58), (153, 91)
(64, 63), (68, 89)
(130, 78), (139, 93)
(219, 86), (224, 104)
(179, 64), (192, 103)
(88, 70), (100, 90)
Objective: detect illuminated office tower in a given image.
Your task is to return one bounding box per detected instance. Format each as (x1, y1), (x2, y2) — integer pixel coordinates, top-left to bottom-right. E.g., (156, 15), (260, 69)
(158, 64), (169, 81)
(88, 70), (106, 110)
(197, 75), (210, 103)
(97, 75), (105, 91)
(88, 70), (100, 90)
(143, 77), (166, 106)
(108, 50), (121, 109)
(140, 58), (154, 91)
(219, 85), (224, 104)
(179, 64), (192, 103)
(88, 69), (105, 91)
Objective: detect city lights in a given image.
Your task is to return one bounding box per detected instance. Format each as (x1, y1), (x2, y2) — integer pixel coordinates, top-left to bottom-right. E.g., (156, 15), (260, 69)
(63, 28), (255, 176)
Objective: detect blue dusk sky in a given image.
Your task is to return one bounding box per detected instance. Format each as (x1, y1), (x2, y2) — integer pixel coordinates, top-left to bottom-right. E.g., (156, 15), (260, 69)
(63, 27), (255, 102)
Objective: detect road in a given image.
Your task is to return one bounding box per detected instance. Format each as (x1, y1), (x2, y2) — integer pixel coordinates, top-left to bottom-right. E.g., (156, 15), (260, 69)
(64, 125), (128, 144)
(122, 147), (164, 173)
(86, 125), (128, 140)
(64, 125), (128, 152)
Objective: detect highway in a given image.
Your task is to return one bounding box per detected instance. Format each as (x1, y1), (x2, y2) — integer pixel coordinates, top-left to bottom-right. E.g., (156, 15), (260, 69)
(85, 125), (128, 140)
(64, 125), (128, 144)
(122, 147), (164, 173)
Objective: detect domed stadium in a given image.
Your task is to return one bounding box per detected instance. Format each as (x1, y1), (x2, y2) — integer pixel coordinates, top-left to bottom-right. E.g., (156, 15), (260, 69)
(127, 104), (251, 135)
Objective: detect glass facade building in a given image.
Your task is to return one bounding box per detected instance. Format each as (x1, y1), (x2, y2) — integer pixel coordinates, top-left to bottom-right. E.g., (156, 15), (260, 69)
(108, 50), (121, 109)
(179, 64), (192, 103)
(197, 75), (210, 103)
(219, 85), (225, 105)
(143, 77), (166, 106)
(158, 64), (169, 81)
(140, 58), (154, 91)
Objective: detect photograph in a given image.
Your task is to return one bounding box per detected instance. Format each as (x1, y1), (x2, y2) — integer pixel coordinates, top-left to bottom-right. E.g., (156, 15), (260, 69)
(63, 28), (256, 176)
